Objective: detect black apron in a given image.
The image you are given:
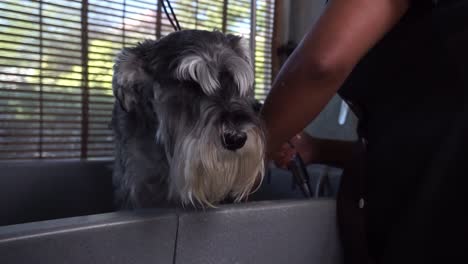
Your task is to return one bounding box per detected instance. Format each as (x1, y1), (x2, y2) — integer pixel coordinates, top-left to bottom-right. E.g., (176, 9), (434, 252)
(337, 0), (468, 263)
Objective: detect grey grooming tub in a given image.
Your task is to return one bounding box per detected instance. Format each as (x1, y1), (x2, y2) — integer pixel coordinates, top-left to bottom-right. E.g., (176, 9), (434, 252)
(0, 161), (343, 264)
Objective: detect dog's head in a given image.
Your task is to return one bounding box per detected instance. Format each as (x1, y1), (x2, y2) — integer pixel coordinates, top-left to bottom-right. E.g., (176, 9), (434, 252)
(113, 30), (265, 207)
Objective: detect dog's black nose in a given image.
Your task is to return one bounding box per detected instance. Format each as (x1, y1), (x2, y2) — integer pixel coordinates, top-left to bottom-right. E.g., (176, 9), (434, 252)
(222, 131), (247, 151)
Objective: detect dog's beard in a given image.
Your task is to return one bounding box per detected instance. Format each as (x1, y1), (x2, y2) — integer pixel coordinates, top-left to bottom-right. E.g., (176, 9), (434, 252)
(167, 122), (265, 208)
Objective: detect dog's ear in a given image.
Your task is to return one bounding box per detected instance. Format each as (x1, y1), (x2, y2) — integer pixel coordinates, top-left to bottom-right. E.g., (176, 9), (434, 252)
(226, 34), (253, 67)
(113, 46), (150, 112)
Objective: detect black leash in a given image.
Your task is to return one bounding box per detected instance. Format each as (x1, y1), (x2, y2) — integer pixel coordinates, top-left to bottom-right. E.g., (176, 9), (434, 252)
(159, 0), (181, 31)
(287, 141), (313, 198)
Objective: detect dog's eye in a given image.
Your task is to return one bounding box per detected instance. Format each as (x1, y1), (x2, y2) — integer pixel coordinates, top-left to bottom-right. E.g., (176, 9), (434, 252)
(183, 81), (206, 96)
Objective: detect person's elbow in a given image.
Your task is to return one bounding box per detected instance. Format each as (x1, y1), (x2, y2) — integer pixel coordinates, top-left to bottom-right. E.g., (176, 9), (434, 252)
(304, 54), (352, 83)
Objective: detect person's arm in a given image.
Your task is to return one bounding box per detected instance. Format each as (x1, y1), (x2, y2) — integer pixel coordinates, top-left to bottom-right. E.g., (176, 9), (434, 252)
(261, 0), (410, 159)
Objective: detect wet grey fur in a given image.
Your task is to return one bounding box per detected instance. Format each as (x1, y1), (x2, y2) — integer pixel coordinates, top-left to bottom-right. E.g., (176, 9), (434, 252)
(111, 30), (265, 209)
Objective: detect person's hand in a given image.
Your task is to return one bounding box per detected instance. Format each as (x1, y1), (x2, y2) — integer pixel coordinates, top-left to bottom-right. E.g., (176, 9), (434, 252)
(272, 132), (318, 169)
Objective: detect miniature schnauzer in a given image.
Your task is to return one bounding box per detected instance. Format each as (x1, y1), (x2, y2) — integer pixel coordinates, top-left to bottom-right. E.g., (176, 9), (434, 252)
(111, 30), (265, 209)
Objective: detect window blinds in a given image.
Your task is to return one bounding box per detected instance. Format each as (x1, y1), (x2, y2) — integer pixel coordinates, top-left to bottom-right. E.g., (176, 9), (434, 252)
(0, 0), (276, 160)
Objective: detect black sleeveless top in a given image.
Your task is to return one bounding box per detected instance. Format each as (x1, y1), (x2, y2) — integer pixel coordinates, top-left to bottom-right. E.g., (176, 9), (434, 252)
(338, 0), (468, 262)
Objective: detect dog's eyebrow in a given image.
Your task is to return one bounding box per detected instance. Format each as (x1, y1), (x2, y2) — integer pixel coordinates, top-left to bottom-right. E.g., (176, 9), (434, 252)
(224, 54), (253, 96)
(176, 54), (220, 95)
(174, 46), (254, 97)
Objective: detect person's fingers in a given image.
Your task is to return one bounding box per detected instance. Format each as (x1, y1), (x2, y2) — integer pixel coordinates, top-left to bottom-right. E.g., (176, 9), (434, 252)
(274, 153), (289, 168)
(272, 138), (304, 169)
(279, 142), (291, 151)
(290, 132), (308, 146)
(275, 148), (297, 168)
(276, 158), (290, 169)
